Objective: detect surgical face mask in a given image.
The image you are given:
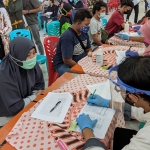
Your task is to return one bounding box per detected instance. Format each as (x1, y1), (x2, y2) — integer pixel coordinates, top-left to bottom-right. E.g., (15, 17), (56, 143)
(80, 25), (90, 33)
(67, 12), (72, 17)
(10, 55), (37, 70)
(99, 13), (105, 18)
(124, 10), (130, 14)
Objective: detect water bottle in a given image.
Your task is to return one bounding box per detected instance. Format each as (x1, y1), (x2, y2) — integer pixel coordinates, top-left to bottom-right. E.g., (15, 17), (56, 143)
(96, 49), (103, 66)
(124, 21), (129, 33)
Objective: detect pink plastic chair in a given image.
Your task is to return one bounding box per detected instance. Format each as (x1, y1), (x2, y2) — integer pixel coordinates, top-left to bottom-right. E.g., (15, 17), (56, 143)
(44, 36), (60, 86)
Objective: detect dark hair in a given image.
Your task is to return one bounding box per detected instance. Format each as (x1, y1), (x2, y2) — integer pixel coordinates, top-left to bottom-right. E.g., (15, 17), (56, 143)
(146, 10), (150, 17)
(74, 9), (92, 23)
(118, 56), (150, 103)
(121, 0), (134, 8)
(50, 0), (54, 3)
(92, 1), (107, 15)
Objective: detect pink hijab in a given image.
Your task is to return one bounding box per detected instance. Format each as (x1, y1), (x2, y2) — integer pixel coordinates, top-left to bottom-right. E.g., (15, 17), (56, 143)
(140, 20), (150, 56)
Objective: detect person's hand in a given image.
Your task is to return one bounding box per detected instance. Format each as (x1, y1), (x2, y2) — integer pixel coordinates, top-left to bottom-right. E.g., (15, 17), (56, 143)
(76, 113), (98, 131)
(126, 50), (138, 57)
(87, 94), (110, 108)
(133, 25), (141, 30)
(118, 33), (130, 40)
(36, 90), (44, 96)
(22, 10), (28, 15)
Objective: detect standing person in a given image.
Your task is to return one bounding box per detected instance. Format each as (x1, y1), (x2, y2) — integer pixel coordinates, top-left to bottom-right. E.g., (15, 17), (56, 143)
(0, 37), (45, 126)
(22, 0), (45, 55)
(53, 9), (92, 75)
(144, 0), (148, 13)
(126, 0), (140, 23)
(0, 0), (12, 60)
(105, 0), (133, 38)
(77, 56), (150, 150)
(89, 1), (107, 48)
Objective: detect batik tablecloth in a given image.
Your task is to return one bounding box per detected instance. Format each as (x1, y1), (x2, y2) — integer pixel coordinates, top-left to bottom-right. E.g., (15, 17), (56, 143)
(108, 35), (145, 48)
(78, 46), (145, 77)
(6, 74), (125, 150)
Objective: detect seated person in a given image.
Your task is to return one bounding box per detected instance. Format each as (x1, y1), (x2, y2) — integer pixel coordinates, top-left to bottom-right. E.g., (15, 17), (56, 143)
(118, 20), (150, 56)
(53, 9), (92, 76)
(137, 10), (150, 25)
(41, 0), (58, 22)
(105, 0), (133, 38)
(0, 37), (45, 126)
(60, 3), (72, 35)
(77, 56), (150, 150)
(89, 1), (107, 48)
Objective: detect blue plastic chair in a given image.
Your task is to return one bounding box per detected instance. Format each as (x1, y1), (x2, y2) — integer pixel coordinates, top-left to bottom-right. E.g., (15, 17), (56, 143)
(47, 21), (60, 36)
(101, 18), (108, 28)
(0, 60), (1, 63)
(9, 29), (47, 67)
(38, 12), (43, 30)
(9, 29), (32, 41)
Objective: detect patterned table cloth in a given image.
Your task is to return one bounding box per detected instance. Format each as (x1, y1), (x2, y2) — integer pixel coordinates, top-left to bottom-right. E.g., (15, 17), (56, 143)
(78, 46), (145, 77)
(6, 74), (125, 150)
(108, 35), (145, 48)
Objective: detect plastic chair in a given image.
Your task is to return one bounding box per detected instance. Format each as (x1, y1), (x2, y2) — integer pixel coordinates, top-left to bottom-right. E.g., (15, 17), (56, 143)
(9, 29), (32, 41)
(47, 21), (60, 37)
(44, 36), (60, 86)
(101, 18), (108, 28)
(38, 12), (42, 30)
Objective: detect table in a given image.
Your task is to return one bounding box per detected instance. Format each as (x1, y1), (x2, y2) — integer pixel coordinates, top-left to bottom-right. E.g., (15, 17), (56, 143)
(0, 73), (77, 150)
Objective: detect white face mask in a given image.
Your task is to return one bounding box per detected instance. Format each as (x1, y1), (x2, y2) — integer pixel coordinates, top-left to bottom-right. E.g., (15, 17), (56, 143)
(99, 13), (105, 18)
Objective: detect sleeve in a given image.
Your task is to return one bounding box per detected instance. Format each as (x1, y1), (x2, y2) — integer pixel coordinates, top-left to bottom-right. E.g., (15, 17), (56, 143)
(0, 8), (12, 35)
(84, 138), (106, 150)
(61, 37), (74, 59)
(90, 21), (99, 35)
(23, 90), (38, 107)
(30, 0), (41, 9)
(113, 13), (124, 26)
(61, 23), (71, 34)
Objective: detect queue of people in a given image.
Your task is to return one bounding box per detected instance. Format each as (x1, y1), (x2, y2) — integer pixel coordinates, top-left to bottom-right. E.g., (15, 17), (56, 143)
(0, 0), (150, 149)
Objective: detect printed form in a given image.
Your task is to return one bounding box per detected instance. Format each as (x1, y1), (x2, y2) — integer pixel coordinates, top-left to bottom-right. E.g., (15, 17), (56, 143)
(76, 103), (116, 139)
(31, 92), (72, 123)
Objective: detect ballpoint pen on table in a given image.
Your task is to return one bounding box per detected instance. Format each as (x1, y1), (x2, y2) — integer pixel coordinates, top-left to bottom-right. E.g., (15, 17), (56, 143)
(57, 139), (69, 150)
(50, 101), (61, 112)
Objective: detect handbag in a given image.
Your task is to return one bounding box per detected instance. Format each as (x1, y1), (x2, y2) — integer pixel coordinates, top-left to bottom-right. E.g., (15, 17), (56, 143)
(101, 28), (109, 43)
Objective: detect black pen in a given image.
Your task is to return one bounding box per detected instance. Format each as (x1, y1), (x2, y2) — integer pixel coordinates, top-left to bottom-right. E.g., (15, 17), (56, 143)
(50, 101), (61, 112)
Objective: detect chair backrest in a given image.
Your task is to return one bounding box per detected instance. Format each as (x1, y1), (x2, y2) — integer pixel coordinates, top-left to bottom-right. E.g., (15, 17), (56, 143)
(44, 36), (59, 86)
(47, 21), (60, 37)
(9, 29), (32, 41)
(101, 18), (108, 28)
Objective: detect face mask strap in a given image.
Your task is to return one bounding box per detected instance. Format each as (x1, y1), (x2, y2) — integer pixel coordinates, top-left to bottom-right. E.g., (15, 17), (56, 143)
(9, 54), (23, 67)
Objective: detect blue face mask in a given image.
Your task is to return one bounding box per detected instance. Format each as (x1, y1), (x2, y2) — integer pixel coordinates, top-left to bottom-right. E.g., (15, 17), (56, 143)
(99, 13), (105, 18)
(80, 26), (90, 33)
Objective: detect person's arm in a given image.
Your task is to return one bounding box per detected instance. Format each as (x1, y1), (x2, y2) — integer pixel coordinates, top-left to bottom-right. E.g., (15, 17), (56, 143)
(90, 21), (103, 46)
(63, 58), (77, 67)
(129, 36), (144, 43)
(85, 34), (92, 55)
(0, 8), (12, 35)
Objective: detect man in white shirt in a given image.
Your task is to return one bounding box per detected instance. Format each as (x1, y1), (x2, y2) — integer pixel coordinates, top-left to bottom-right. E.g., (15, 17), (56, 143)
(88, 1), (107, 49)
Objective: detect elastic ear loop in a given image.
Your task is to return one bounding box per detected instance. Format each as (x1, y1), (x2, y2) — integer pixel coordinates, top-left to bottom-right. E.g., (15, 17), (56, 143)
(61, 8), (68, 16)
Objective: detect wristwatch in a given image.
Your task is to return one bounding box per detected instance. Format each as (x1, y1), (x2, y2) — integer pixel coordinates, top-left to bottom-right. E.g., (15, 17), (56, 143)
(28, 10), (30, 14)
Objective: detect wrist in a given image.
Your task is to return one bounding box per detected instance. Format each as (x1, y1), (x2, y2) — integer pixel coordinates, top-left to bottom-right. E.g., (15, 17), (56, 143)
(82, 128), (95, 141)
(28, 10), (30, 14)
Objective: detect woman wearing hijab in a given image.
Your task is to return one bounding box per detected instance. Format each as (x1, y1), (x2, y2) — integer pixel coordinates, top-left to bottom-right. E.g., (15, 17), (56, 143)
(0, 0), (12, 60)
(0, 37), (45, 126)
(60, 3), (72, 35)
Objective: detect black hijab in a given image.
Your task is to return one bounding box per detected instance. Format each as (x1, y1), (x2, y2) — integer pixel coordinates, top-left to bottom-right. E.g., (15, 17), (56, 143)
(0, 0), (4, 8)
(0, 37), (45, 117)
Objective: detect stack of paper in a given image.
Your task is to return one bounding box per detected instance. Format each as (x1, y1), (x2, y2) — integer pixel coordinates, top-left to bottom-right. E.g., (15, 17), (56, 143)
(31, 92), (72, 123)
(115, 50), (126, 65)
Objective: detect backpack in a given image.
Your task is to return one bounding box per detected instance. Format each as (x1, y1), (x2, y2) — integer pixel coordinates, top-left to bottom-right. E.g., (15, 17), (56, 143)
(4, 0), (25, 30)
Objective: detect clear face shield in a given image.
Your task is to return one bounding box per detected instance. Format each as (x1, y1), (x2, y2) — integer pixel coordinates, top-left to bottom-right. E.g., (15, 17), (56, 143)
(109, 65), (150, 111)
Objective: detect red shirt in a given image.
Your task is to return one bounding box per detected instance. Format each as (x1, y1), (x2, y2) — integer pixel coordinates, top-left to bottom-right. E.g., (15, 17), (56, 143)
(105, 10), (125, 35)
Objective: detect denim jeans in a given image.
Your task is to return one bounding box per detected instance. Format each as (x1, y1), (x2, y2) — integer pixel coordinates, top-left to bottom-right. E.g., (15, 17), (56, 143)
(55, 64), (70, 76)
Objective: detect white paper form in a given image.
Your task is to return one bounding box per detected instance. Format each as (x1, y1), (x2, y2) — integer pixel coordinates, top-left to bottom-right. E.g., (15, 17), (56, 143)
(86, 80), (111, 100)
(115, 32), (142, 37)
(76, 103), (116, 139)
(115, 50), (126, 65)
(31, 92), (72, 123)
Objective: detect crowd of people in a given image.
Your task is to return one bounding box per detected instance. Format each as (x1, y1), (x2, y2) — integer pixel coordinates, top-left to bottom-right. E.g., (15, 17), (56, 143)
(0, 0), (150, 149)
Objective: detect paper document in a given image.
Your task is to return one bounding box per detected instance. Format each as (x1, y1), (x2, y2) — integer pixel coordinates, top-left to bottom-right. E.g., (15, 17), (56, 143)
(76, 103), (116, 139)
(86, 79), (111, 100)
(115, 50), (126, 65)
(31, 92), (72, 123)
(115, 32), (141, 37)
(46, 12), (52, 15)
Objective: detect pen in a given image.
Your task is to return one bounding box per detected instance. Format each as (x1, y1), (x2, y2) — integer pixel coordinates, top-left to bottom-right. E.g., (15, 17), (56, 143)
(92, 89), (96, 98)
(50, 101), (61, 112)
